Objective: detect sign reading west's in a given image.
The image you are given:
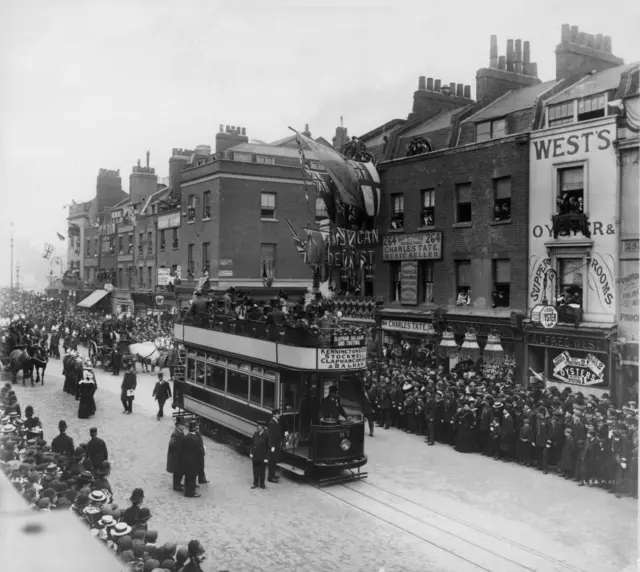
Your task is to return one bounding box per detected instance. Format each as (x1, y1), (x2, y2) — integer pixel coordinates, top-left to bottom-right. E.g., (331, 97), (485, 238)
(533, 128), (612, 160)
(383, 232), (442, 261)
(318, 347), (367, 370)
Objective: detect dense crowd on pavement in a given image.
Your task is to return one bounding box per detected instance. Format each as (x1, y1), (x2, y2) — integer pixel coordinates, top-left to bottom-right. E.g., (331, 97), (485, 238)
(0, 389), (212, 572)
(364, 348), (639, 498)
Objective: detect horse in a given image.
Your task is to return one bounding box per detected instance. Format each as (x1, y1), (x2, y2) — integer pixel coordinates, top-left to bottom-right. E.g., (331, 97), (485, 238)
(9, 347), (47, 386)
(33, 347), (49, 384)
(129, 342), (162, 373)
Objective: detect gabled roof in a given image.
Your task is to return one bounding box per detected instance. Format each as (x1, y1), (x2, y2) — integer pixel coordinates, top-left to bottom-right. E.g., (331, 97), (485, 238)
(111, 197), (130, 209)
(548, 63), (638, 105)
(402, 109), (459, 137)
(465, 80), (560, 123)
(141, 185), (171, 215)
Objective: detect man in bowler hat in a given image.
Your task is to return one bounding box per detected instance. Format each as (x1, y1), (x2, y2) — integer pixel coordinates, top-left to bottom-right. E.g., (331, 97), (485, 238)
(121, 362), (137, 414)
(152, 372), (172, 420)
(167, 417), (185, 491)
(182, 421), (203, 498)
(250, 421), (269, 489)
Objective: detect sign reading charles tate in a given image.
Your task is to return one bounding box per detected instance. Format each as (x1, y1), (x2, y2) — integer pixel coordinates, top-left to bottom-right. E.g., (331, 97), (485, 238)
(383, 232), (442, 261)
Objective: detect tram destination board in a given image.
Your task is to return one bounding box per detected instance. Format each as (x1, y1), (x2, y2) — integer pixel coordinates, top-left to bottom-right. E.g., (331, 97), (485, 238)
(318, 347), (367, 370)
(332, 332), (366, 348)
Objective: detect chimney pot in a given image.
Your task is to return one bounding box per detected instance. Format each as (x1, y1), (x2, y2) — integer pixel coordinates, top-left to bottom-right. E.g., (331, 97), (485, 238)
(498, 55), (506, 70)
(514, 39), (523, 73)
(561, 24), (571, 43)
(529, 62), (538, 78)
(456, 83), (464, 97)
(434, 79), (441, 92)
(603, 35), (612, 53)
(490, 35), (498, 68)
(226, 125), (230, 133)
(242, 127), (246, 136)
(449, 82), (456, 94)
(595, 33), (604, 50)
(570, 26), (579, 42)
(523, 41), (531, 64)
(219, 124), (223, 133)
(464, 85), (471, 99)
(587, 34), (596, 49)
(426, 77), (434, 91)
(418, 76), (426, 90)
(506, 39), (514, 71)
(578, 32), (587, 45)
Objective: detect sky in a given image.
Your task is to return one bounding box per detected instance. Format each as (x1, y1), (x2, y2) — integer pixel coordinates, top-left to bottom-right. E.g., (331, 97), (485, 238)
(1, 0), (638, 290)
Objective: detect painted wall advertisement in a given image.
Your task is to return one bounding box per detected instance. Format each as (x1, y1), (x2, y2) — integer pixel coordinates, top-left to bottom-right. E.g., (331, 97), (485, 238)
(528, 119), (618, 320)
(550, 350), (607, 388)
(383, 232), (442, 261)
(318, 347), (367, 370)
(618, 262), (639, 337)
(157, 212), (181, 230)
(400, 261), (418, 305)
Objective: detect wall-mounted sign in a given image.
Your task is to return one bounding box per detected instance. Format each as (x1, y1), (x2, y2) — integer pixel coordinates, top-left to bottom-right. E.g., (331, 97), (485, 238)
(218, 270), (233, 277)
(381, 319), (435, 335)
(400, 261), (418, 305)
(328, 228), (380, 247)
(382, 232), (442, 261)
(622, 239), (640, 253)
(552, 351), (606, 386)
(219, 259), (233, 267)
(157, 268), (170, 286)
(318, 347), (367, 370)
(532, 128), (612, 161)
(157, 212), (181, 230)
(528, 332), (608, 354)
(618, 267), (639, 334)
(530, 305), (558, 329)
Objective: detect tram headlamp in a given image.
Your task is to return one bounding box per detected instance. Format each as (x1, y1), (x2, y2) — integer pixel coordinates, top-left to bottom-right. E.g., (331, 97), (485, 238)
(340, 438), (351, 451)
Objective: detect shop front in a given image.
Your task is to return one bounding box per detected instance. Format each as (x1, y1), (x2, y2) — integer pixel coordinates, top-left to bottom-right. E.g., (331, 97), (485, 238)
(377, 310), (438, 367)
(113, 290), (133, 315)
(525, 326), (615, 399)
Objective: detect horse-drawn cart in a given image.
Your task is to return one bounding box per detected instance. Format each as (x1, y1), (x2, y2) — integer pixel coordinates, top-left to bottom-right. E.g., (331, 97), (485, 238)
(88, 338), (132, 372)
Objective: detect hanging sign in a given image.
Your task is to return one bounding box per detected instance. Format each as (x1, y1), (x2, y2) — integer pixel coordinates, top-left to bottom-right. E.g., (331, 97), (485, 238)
(530, 304), (558, 329)
(552, 351), (606, 386)
(158, 212), (181, 230)
(318, 347), (367, 370)
(382, 232), (442, 261)
(400, 261), (418, 305)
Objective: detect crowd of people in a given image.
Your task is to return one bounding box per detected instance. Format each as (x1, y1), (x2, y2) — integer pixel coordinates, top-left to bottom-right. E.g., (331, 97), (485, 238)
(0, 386), (212, 572)
(364, 351), (639, 498)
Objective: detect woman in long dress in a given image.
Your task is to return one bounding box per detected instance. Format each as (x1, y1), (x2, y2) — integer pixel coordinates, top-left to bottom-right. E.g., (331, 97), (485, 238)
(78, 364), (97, 419)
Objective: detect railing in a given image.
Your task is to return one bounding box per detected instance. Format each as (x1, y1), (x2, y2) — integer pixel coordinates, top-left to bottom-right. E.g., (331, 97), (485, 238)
(551, 212), (591, 238)
(177, 312), (368, 349)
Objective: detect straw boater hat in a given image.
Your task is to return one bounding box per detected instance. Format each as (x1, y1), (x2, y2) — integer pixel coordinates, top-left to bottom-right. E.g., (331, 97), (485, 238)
(111, 522), (132, 537)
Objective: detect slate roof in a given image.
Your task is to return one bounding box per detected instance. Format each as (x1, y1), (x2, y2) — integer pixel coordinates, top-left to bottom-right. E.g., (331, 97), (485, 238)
(402, 109), (459, 137)
(465, 80), (560, 123)
(548, 63), (639, 105)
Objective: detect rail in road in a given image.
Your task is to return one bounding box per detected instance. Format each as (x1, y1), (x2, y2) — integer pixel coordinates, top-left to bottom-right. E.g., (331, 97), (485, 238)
(314, 479), (588, 572)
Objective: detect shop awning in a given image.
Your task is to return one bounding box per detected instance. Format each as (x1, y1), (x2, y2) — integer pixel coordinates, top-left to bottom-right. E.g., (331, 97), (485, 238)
(77, 289), (109, 308)
(621, 341), (639, 367)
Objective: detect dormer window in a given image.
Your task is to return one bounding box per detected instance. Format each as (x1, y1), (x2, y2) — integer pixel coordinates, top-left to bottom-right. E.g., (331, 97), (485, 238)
(476, 118), (506, 142)
(233, 152), (252, 162)
(578, 93), (606, 122)
(256, 156), (275, 165)
(548, 102), (573, 127)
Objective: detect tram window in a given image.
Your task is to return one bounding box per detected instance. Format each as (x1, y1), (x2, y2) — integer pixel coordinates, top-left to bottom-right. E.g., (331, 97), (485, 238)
(214, 355), (226, 366)
(251, 365), (263, 375)
(239, 362), (251, 372)
(206, 352), (216, 363)
(227, 359), (240, 370)
(204, 363), (213, 385)
(264, 369), (277, 381)
(281, 383), (298, 413)
(197, 351), (206, 360)
(250, 377), (262, 406)
(186, 358), (196, 382)
(187, 349), (197, 358)
(196, 362), (205, 385)
(207, 365), (226, 392)
(227, 370), (249, 400)
(263, 380), (275, 409)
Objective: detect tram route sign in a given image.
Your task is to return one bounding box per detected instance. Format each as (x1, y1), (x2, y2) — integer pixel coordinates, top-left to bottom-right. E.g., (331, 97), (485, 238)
(318, 347), (367, 370)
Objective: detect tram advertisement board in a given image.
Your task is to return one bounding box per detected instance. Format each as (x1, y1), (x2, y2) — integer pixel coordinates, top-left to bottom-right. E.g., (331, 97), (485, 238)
(382, 232), (442, 261)
(332, 332), (366, 348)
(318, 347), (367, 370)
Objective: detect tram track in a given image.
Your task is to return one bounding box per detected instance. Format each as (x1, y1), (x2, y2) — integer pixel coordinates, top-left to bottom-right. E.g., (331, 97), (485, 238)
(313, 478), (590, 572)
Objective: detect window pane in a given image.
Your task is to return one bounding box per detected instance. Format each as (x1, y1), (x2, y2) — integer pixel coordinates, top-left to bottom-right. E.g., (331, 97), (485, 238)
(250, 377), (262, 405)
(315, 197), (328, 219)
(456, 261), (470, 287)
(494, 177), (511, 199)
(227, 371), (249, 400)
(422, 189), (434, 207)
(261, 193), (275, 209)
(186, 358), (196, 382)
(477, 122), (491, 141)
(492, 119), (506, 138)
(206, 365), (226, 391)
(264, 369), (277, 381)
(195, 362), (206, 385)
(495, 260), (510, 283)
(457, 183), (471, 203)
(263, 380), (275, 409)
(560, 258), (583, 286)
(560, 167), (583, 191)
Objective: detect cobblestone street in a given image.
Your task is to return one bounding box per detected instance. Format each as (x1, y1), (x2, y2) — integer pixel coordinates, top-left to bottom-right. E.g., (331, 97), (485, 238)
(9, 356), (638, 572)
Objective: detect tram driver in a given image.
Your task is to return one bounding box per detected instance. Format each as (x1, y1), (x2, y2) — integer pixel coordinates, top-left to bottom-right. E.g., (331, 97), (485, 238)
(320, 385), (349, 424)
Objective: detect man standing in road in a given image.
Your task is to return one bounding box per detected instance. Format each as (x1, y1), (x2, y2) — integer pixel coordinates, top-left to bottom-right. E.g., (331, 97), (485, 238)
(152, 372), (172, 420)
(267, 409), (282, 483)
(121, 362), (137, 414)
(51, 419), (74, 459)
(111, 347), (122, 377)
(167, 417), (185, 492)
(86, 427), (108, 470)
(250, 421), (269, 490)
(181, 421), (203, 498)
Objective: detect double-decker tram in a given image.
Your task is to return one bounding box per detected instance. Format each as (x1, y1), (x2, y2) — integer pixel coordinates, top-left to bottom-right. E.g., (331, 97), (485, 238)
(172, 312), (369, 485)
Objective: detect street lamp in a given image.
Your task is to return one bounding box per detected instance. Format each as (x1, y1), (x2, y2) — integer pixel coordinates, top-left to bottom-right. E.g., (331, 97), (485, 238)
(483, 331), (505, 364)
(438, 328), (459, 359)
(458, 328), (481, 362)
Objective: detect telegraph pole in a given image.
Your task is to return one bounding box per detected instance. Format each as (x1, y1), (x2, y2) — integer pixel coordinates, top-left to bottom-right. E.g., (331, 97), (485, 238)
(9, 221), (14, 293)
(16, 262), (20, 291)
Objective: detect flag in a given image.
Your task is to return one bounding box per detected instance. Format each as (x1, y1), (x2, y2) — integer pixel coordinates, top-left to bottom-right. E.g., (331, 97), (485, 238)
(292, 128), (381, 218)
(194, 274), (210, 295)
(57, 232), (66, 241)
(284, 215), (306, 256)
(304, 229), (327, 266)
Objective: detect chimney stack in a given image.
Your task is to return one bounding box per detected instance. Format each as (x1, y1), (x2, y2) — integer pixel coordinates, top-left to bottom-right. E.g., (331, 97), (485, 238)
(219, 124), (223, 133)
(498, 55), (506, 70)
(595, 34), (604, 50)
(523, 41), (531, 64)
(427, 77), (434, 91)
(456, 83), (464, 97)
(561, 24), (571, 43)
(434, 79), (441, 92)
(603, 36), (612, 52)
(506, 39), (514, 71)
(570, 26), (579, 41)
(419, 76), (426, 90)
(587, 34), (596, 49)
(449, 82), (456, 94)
(241, 127), (246, 136)
(514, 39), (523, 74)
(464, 85), (471, 99)
(490, 35), (499, 68)
(578, 32), (587, 45)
